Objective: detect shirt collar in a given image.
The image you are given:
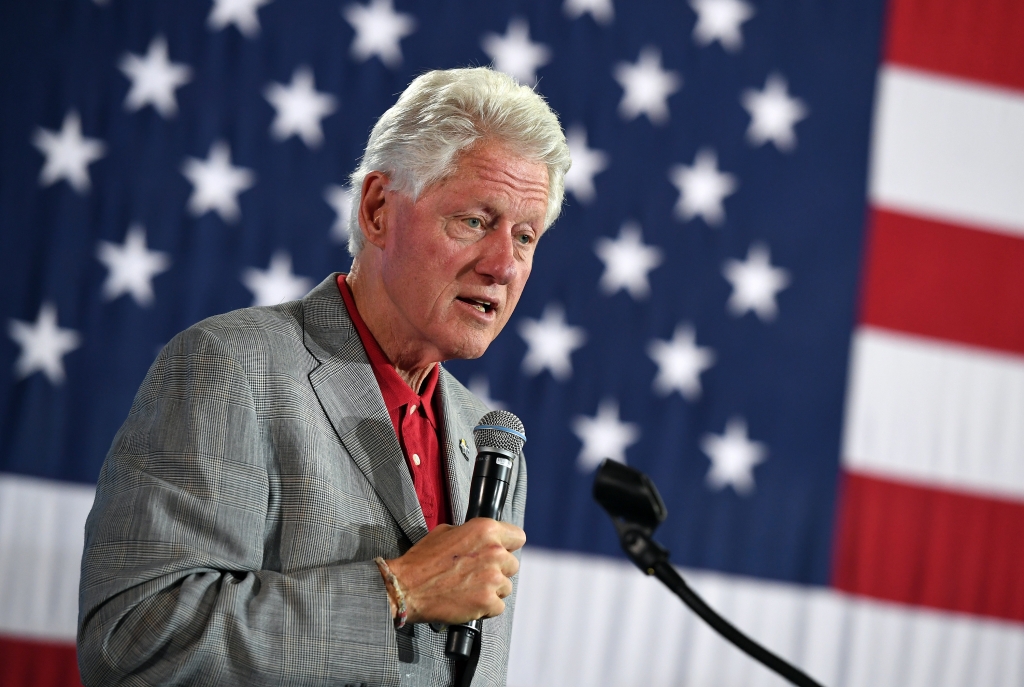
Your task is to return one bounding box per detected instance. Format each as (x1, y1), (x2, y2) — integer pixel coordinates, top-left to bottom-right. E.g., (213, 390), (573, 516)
(337, 274), (439, 427)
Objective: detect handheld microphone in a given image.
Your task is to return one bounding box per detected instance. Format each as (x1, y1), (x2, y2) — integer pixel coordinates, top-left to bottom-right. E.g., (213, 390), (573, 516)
(445, 409), (527, 662)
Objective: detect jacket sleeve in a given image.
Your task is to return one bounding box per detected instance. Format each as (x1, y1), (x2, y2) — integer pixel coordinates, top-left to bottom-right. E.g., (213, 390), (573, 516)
(77, 325), (399, 687)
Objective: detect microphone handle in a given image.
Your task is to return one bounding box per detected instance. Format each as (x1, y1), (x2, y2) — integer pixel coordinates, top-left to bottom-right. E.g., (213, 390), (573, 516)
(465, 450), (514, 520)
(445, 448), (515, 662)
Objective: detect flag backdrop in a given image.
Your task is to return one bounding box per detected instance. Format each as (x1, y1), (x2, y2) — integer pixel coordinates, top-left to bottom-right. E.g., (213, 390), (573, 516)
(1, 0), (1023, 685)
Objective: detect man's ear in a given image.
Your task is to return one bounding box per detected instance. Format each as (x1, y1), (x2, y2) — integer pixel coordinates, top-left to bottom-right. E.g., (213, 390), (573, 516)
(358, 171), (389, 250)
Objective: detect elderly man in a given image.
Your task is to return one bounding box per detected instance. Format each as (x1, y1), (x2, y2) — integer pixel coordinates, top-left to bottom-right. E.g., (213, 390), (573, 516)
(78, 67), (571, 687)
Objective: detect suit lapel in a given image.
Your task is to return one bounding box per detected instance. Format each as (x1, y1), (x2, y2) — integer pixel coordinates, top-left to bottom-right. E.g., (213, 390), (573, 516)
(438, 368), (477, 526)
(302, 275), (428, 546)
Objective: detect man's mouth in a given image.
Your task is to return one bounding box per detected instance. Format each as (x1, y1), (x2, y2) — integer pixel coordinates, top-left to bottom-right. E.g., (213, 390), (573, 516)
(457, 296), (496, 314)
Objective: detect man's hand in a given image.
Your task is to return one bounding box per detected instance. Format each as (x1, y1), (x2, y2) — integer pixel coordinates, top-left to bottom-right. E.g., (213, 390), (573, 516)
(383, 518), (526, 625)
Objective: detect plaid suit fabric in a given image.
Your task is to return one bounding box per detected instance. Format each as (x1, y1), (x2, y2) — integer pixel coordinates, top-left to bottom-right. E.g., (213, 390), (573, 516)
(78, 274), (527, 687)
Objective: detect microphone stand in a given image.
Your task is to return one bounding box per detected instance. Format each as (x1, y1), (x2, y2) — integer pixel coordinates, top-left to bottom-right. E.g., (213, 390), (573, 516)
(612, 520), (824, 687)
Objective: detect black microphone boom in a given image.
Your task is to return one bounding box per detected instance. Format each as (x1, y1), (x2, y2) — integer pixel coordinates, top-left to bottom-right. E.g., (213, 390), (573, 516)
(445, 410), (527, 667)
(593, 459), (825, 687)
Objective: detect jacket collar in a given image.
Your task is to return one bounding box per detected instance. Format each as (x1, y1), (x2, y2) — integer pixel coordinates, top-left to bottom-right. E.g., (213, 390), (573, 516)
(300, 274), (476, 542)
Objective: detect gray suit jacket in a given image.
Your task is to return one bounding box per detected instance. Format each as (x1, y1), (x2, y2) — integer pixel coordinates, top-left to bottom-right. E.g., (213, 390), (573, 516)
(78, 275), (527, 687)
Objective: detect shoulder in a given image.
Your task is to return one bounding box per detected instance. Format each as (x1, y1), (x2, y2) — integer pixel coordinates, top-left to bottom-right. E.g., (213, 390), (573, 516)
(131, 302), (306, 410)
(161, 301), (307, 367)
(164, 274), (345, 362)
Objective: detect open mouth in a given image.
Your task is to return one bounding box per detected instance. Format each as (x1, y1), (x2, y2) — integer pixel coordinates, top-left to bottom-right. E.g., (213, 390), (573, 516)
(456, 296), (496, 314)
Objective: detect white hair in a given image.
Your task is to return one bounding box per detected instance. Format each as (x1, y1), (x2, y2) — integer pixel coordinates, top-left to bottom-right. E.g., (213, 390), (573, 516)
(347, 67), (571, 256)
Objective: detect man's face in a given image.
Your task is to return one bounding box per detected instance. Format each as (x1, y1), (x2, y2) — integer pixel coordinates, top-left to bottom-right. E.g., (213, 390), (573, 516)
(376, 140), (549, 363)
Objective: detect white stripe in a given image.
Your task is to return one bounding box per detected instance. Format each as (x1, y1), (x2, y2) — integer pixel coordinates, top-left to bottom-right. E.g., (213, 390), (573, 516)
(508, 547), (1024, 687)
(869, 65), (1024, 238)
(841, 327), (1024, 499)
(0, 473), (95, 641)
(2, 470), (1021, 687)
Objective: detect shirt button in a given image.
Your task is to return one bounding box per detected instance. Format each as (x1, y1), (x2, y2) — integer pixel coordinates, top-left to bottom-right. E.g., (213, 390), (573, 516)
(409, 404), (417, 415)
(412, 453), (421, 466)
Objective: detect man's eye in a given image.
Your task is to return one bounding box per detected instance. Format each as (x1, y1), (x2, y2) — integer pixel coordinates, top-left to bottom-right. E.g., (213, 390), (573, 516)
(465, 218), (482, 229)
(517, 233), (533, 245)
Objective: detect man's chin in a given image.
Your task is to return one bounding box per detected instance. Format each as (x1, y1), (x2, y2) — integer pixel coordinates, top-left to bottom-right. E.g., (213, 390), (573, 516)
(444, 343), (489, 361)
(437, 331), (496, 362)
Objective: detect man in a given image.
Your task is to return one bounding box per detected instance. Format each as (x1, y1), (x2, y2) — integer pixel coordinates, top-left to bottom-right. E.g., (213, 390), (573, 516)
(77, 67), (571, 686)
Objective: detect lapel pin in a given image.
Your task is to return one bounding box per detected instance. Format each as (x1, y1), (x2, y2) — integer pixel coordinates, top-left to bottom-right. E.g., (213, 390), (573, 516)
(460, 438), (472, 460)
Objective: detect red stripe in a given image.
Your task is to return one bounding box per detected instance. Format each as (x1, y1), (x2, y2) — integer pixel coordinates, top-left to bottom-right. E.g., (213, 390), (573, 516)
(0, 635), (82, 687)
(832, 470), (1024, 622)
(859, 207), (1024, 356)
(884, 0), (1024, 92)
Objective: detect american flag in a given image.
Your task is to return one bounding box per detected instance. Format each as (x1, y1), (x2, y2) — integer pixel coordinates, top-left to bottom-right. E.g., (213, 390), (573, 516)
(1, 0), (1022, 685)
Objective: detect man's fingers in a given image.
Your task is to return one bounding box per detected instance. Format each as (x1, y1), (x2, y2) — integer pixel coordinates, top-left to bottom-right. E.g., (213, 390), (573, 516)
(483, 597), (506, 619)
(498, 551), (520, 579)
(495, 522), (526, 552)
(388, 517), (525, 624)
(462, 518), (524, 552)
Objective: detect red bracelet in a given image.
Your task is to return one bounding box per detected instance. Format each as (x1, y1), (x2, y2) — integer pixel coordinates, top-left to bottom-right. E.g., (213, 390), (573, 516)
(374, 557), (408, 629)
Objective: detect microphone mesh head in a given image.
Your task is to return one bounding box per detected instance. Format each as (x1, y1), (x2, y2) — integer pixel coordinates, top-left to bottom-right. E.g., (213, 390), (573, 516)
(474, 410), (526, 454)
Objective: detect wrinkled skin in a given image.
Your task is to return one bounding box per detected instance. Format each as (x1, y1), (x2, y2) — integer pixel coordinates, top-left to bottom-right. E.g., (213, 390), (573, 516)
(388, 519), (526, 623)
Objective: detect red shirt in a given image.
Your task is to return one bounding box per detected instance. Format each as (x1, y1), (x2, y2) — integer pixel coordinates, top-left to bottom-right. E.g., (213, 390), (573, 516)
(337, 275), (450, 530)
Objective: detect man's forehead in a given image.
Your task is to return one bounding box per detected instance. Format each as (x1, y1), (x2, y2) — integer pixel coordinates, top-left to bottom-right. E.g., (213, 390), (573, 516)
(435, 141), (549, 199)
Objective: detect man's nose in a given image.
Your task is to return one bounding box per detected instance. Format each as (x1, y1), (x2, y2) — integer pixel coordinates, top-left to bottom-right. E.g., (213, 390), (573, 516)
(475, 226), (518, 285)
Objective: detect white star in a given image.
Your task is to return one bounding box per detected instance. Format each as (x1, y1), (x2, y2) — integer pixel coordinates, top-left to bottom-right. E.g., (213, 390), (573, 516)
(325, 184), (355, 243)
(481, 17), (552, 86)
(207, 0), (273, 38)
(8, 303), (81, 385)
(518, 304), (587, 381)
(647, 324), (715, 401)
(96, 224), (171, 307)
(563, 0), (614, 25)
(118, 35), (192, 118)
(468, 375), (506, 411)
(741, 73), (808, 152)
(32, 111), (106, 194)
(613, 47), (682, 125)
(264, 66), (338, 148)
(723, 242), (791, 321)
(701, 417), (766, 495)
(668, 148), (738, 226)
(690, 0), (755, 52)
(563, 125), (609, 205)
(572, 399), (640, 471)
(241, 251), (314, 307)
(181, 141), (256, 223)
(342, 0), (417, 69)
(594, 222), (663, 300)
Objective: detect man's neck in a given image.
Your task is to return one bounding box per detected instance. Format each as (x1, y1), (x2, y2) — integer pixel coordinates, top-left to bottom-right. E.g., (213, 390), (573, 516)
(394, 363), (435, 396)
(345, 267), (437, 393)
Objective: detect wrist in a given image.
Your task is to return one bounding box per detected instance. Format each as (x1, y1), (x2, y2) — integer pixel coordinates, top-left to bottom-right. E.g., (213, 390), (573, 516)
(374, 557), (408, 629)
